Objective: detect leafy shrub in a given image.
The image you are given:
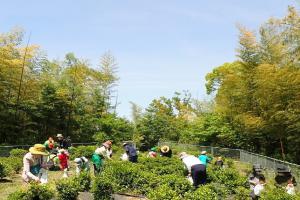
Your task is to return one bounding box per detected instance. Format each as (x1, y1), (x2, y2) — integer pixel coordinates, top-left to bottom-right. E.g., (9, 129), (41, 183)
(159, 174), (193, 197)
(260, 188), (300, 200)
(93, 175), (114, 200)
(147, 184), (181, 200)
(0, 158), (14, 177)
(56, 178), (79, 200)
(207, 167), (247, 193)
(10, 148), (28, 158)
(0, 162), (7, 179)
(184, 185), (219, 200)
(69, 145), (96, 160)
(234, 186), (251, 200)
(8, 183), (54, 200)
(73, 171), (91, 191)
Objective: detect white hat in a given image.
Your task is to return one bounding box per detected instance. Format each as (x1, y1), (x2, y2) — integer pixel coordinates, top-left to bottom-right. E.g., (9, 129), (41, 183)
(57, 134), (63, 138)
(59, 149), (65, 153)
(74, 158), (82, 164)
(201, 151), (207, 155)
(179, 152), (188, 159)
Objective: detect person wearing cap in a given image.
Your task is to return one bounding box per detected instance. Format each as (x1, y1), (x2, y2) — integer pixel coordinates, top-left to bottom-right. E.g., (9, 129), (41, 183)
(74, 156), (90, 175)
(198, 151), (211, 166)
(248, 164), (264, 191)
(92, 148), (105, 175)
(56, 134), (70, 149)
(148, 147), (157, 158)
(160, 145), (172, 158)
(275, 164), (297, 188)
(22, 144), (49, 183)
(123, 142), (138, 163)
(179, 152), (207, 187)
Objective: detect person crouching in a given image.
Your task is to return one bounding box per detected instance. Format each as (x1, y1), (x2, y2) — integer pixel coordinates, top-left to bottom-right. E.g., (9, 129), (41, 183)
(179, 152), (207, 187)
(74, 157), (90, 175)
(92, 148), (104, 175)
(58, 149), (69, 178)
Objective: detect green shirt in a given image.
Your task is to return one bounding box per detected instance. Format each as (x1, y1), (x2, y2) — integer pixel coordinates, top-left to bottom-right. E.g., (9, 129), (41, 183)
(92, 153), (102, 169)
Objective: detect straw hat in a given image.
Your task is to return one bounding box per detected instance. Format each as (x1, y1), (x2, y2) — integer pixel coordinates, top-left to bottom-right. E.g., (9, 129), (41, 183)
(179, 152), (188, 159)
(201, 151), (207, 155)
(29, 144), (49, 156)
(161, 146), (170, 153)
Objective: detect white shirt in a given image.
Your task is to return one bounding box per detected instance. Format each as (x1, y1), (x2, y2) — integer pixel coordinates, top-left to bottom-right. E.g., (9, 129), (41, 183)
(182, 155), (202, 173)
(286, 184), (295, 195)
(254, 183), (265, 196)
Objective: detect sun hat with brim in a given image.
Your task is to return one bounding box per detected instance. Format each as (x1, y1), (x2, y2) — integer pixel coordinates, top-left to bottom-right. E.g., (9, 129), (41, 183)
(57, 134), (63, 138)
(29, 144), (49, 156)
(161, 146), (170, 153)
(179, 152), (188, 159)
(201, 151), (207, 155)
(276, 164), (291, 173)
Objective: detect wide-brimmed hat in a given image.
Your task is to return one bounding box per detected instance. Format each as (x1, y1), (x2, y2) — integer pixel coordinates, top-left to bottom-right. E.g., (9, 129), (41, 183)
(201, 151), (207, 155)
(276, 164), (291, 173)
(161, 146), (170, 153)
(74, 158), (82, 164)
(57, 134), (63, 138)
(179, 152), (188, 159)
(253, 164), (263, 172)
(29, 144), (49, 156)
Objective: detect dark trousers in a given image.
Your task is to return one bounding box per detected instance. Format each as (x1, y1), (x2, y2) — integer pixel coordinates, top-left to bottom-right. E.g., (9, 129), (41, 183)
(93, 164), (101, 175)
(191, 164), (206, 187)
(129, 155), (138, 163)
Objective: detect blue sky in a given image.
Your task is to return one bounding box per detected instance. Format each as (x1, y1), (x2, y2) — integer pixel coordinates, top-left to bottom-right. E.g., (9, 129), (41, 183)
(0, 0), (298, 119)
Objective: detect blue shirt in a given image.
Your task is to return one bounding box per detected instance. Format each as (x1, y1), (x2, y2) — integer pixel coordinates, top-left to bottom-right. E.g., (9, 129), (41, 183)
(198, 155), (210, 166)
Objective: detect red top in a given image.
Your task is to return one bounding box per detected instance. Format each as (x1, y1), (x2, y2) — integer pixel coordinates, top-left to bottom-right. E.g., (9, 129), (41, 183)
(58, 153), (69, 169)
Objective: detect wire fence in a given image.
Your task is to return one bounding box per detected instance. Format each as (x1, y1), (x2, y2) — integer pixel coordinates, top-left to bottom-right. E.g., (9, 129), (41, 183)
(158, 141), (300, 190)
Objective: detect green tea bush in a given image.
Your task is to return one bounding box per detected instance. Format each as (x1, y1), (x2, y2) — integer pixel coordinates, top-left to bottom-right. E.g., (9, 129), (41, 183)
(260, 188), (300, 200)
(184, 185), (218, 200)
(0, 158), (14, 177)
(0, 162), (7, 179)
(93, 175), (114, 200)
(147, 184), (181, 200)
(207, 166), (247, 193)
(73, 171), (91, 191)
(10, 148), (28, 158)
(56, 178), (79, 200)
(69, 145), (96, 160)
(8, 183), (54, 200)
(234, 186), (251, 200)
(159, 174), (193, 197)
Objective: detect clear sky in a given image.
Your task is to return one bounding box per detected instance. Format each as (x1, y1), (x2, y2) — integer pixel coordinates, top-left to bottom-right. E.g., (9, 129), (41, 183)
(0, 0), (298, 119)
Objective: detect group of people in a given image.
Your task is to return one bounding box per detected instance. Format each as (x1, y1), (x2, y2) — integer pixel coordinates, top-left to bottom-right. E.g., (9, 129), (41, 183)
(21, 137), (140, 184)
(248, 164), (297, 199)
(21, 140), (298, 199)
(22, 134), (72, 183)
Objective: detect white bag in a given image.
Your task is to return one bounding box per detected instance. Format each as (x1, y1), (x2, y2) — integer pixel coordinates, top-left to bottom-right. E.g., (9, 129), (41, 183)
(39, 168), (48, 184)
(120, 153), (128, 161)
(62, 168), (68, 178)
